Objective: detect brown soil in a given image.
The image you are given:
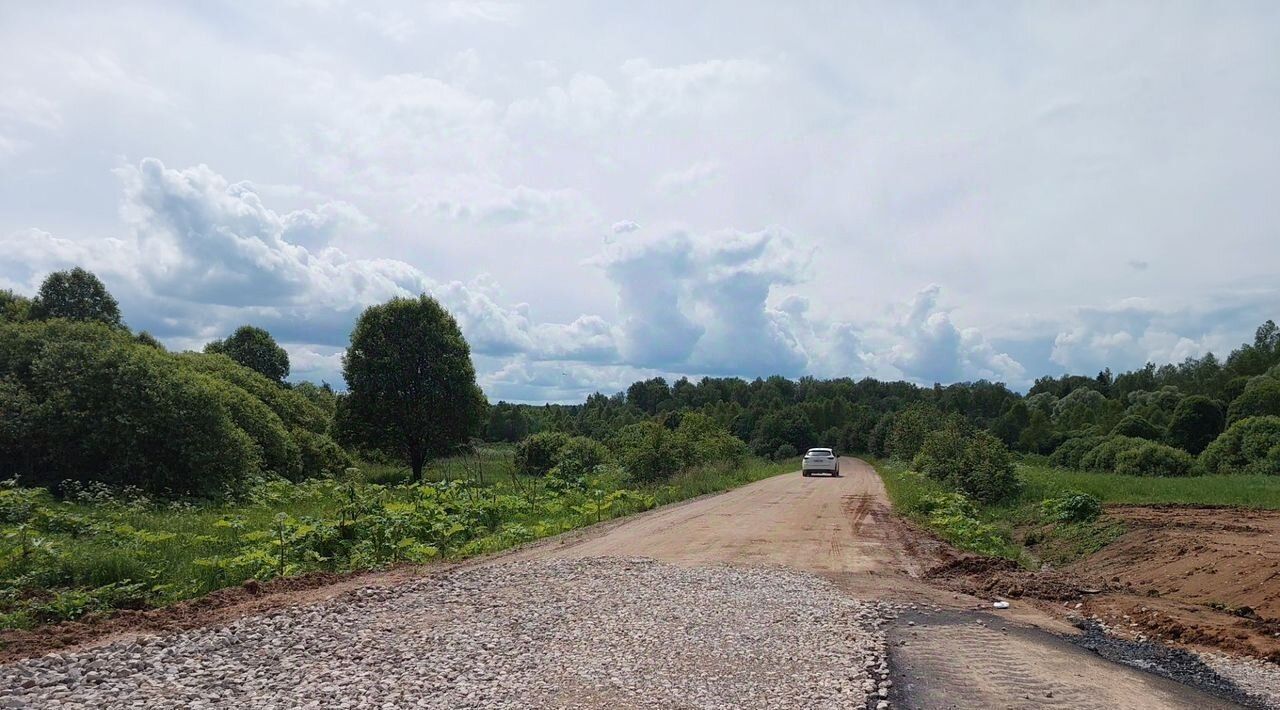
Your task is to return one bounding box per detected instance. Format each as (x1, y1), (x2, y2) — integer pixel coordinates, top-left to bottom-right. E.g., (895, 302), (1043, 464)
(930, 504), (1280, 663)
(1068, 505), (1280, 663)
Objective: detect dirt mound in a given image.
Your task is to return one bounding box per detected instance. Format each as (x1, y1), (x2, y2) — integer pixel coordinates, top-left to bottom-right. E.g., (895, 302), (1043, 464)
(1063, 504), (1280, 662)
(1073, 505), (1280, 620)
(928, 555), (1092, 601)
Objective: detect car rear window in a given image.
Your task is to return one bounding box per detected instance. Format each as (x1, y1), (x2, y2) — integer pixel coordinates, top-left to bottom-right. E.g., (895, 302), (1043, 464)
(806, 448), (832, 455)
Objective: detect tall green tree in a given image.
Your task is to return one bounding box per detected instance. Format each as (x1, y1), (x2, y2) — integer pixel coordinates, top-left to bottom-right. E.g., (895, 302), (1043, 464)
(29, 267), (122, 326)
(205, 325), (291, 383)
(0, 290), (32, 322)
(341, 295), (487, 480)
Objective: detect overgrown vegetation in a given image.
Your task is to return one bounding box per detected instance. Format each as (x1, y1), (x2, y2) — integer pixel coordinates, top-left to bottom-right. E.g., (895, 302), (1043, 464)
(0, 448), (795, 629)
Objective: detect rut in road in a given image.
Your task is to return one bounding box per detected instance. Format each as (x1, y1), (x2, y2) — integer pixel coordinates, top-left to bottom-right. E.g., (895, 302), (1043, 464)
(505, 457), (1249, 709)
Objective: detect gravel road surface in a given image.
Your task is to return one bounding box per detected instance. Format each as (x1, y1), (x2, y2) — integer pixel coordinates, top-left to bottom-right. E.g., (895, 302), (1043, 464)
(0, 558), (892, 709)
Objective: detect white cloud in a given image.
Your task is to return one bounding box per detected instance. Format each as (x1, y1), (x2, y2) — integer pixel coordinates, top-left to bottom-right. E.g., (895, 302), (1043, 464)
(883, 285), (1026, 384)
(610, 220), (639, 234)
(2, 3), (1278, 399)
(656, 161), (721, 196)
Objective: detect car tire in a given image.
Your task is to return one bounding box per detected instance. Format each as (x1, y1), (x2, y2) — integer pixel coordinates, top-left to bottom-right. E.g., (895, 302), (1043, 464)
(802, 471), (810, 477)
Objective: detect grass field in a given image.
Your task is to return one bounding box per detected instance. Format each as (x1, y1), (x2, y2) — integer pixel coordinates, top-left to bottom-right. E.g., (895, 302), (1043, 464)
(0, 449), (797, 631)
(875, 455), (1280, 567)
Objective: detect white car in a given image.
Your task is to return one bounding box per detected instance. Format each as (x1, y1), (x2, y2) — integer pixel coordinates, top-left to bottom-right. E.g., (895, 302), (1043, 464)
(801, 448), (840, 477)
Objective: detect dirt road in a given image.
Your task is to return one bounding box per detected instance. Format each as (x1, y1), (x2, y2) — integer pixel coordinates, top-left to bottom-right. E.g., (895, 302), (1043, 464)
(510, 458), (1248, 709)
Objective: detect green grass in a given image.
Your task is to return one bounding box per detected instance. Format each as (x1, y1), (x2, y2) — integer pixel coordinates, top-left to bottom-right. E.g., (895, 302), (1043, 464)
(0, 449), (795, 632)
(1018, 462), (1280, 509)
(875, 454), (1280, 568)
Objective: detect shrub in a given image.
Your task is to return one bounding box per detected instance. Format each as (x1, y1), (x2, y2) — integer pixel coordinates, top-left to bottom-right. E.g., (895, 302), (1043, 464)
(1041, 492), (1102, 523)
(514, 432), (572, 477)
(957, 431), (1022, 503)
(885, 405), (945, 461)
(179, 353), (329, 435)
(1048, 436), (1106, 469)
(913, 424), (968, 483)
(200, 374), (301, 480)
(549, 436), (611, 481)
(914, 426), (1021, 503)
(3, 328), (258, 496)
(291, 428), (353, 479)
(1165, 395), (1225, 455)
(1110, 415), (1162, 442)
(1199, 416), (1280, 476)
(1079, 435), (1147, 472)
(1227, 377), (1280, 424)
(1112, 441), (1194, 477)
(772, 443), (798, 460)
(612, 421), (687, 483)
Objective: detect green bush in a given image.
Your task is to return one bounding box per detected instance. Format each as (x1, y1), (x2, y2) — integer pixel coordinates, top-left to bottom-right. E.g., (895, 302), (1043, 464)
(1048, 436), (1106, 469)
(913, 423), (968, 483)
(200, 374), (301, 480)
(1199, 416), (1280, 476)
(1165, 395), (1225, 455)
(612, 421), (688, 483)
(0, 325), (258, 496)
(914, 426), (1020, 503)
(885, 404), (945, 461)
(1110, 415), (1162, 441)
(1227, 377), (1280, 424)
(772, 443), (797, 460)
(1079, 435), (1147, 472)
(549, 436), (611, 481)
(1041, 492), (1102, 523)
(514, 432), (572, 477)
(178, 353), (329, 435)
(1113, 441), (1195, 477)
(291, 428), (354, 479)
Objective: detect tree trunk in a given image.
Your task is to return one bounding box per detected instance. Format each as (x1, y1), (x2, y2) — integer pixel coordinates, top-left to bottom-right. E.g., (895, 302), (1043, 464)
(410, 448), (426, 482)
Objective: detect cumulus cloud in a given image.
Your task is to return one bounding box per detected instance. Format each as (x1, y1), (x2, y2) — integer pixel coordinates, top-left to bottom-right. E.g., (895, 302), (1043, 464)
(611, 220), (639, 234)
(884, 285), (1026, 384)
(3, 159), (617, 383)
(600, 227), (811, 376)
(1047, 293), (1278, 374)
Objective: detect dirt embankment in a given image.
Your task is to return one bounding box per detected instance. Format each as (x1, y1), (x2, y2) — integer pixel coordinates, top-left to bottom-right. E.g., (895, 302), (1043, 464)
(932, 504), (1280, 662)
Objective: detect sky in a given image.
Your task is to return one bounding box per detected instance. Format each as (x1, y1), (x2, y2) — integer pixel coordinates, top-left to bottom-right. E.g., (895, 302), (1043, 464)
(2, 1), (1278, 402)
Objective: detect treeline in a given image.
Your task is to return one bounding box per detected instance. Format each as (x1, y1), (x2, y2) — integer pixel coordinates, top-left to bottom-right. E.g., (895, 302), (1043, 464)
(5, 266), (1278, 502)
(487, 319), (1280, 481)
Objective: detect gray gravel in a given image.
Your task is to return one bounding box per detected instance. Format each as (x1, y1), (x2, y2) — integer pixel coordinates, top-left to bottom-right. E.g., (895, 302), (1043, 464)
(0, 558), (894, 709)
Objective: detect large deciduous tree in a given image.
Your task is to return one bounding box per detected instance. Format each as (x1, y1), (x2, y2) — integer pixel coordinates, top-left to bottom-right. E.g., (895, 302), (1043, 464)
(341, 296), (487, 480)
(29, 267), (122, 326)
(205, 325), (291, 383)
